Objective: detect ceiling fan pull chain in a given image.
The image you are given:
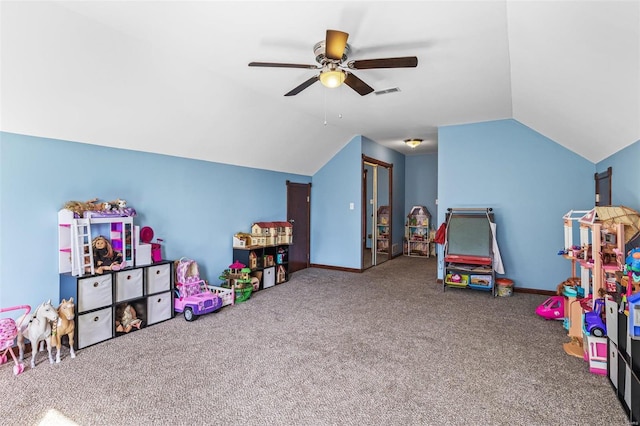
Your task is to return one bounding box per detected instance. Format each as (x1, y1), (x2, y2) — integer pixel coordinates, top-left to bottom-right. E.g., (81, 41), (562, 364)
(323, 90), (328, 125)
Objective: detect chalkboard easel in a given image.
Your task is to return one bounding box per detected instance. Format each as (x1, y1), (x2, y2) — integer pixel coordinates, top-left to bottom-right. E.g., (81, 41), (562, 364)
(443, 207), (496, 296)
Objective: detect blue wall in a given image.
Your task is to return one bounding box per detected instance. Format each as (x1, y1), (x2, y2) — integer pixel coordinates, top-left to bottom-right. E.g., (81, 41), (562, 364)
(0, 132), (311, 310)
(596, 139), (640, 212)
(310, 136), (362, 268)
(2, 126), (636, 309)
(437, 120), (595, 292)
(405, 153), (438, 229)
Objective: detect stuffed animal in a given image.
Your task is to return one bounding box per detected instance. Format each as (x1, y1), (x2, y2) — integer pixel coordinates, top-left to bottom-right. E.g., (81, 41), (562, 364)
(63, 198), (102, 217)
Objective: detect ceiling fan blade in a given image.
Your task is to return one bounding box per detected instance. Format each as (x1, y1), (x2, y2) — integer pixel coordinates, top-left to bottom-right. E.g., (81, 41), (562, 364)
(284, 76), (319, 96)
(344, 72), (374, 96)
(347, 56), (418, 69)
(325, 29), (349, 61)
(249, 62), (319, 70)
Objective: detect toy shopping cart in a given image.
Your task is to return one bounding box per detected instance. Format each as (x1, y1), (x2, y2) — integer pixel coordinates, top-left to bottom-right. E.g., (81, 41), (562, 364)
(0, 305), (31, 375)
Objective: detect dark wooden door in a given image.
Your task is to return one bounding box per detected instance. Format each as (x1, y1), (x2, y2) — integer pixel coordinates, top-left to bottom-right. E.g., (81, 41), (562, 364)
(287, 181), (311, 273)
(595, 167), (612, 206)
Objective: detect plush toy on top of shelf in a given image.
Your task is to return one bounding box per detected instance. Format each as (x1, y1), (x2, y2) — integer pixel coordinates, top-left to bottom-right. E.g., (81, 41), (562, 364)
(62, 197), (136, 218)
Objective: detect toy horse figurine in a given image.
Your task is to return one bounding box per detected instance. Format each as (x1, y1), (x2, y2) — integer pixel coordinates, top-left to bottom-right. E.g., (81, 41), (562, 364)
(16, 300), (58, 368)
(51, 298), (76, 363)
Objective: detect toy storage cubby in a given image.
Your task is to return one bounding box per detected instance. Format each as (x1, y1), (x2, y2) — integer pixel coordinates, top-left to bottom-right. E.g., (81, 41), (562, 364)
(443, 208), (496, 296)
(232, 244), (290, 290)
(403, 205), (432, 258)
(606, 298), (640, 424)
(59, 261), (174, 350)
(376, 205), (390, 254)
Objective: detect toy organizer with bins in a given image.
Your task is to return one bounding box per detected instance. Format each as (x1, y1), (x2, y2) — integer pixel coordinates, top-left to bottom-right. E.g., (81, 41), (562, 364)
(60, 261), (174, 349)
(232, 245), (290, 290)
(606, 297), (640, 424)
(232, 221), (292, 290)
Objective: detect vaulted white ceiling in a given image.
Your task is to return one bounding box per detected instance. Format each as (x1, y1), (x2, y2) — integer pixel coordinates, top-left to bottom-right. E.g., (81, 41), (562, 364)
(2, 1), (638, 175)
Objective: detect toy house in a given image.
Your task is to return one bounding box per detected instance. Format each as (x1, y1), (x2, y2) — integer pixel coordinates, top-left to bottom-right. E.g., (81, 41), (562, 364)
(248, 251), (258, 270)
(252, 222), (278, 246)
(407, 205), (431, 228)
(275, 221), (293, 244)
(277, 265), (286, 284)
(404, 206), (432, 258)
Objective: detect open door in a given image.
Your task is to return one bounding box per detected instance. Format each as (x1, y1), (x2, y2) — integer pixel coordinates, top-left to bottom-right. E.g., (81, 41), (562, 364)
(595, 167), (612, 206)
(362, 155), (392, 270)
(286, 181), (311, 273)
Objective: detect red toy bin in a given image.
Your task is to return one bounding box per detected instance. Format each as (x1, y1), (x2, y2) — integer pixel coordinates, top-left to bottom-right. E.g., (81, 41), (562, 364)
(140, 226), (163, 262)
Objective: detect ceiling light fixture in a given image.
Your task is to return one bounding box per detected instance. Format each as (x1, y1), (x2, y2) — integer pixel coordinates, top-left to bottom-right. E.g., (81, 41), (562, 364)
(319, 64), (346, 88)
(404, 138), (423, 148)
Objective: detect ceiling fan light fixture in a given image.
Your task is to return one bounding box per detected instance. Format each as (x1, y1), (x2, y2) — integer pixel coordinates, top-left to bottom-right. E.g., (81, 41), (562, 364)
(404, 138), (423, 148)
(319, 65), (346, 88)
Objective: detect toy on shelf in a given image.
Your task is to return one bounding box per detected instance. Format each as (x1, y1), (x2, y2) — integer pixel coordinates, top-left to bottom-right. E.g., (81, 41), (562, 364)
(92, 235), (125, 274)
(115, 303), (143, 333)
(535, 296), (565, 321)
(584, 296), (607, 337)
(16, 300), (59, 369)
(174, 258), (223, 321)
(0, 304), (31, 375)
(139, 226), (163, 263)
(220, 261), (253, 303)
(51, 298), (76, 363)
(63, 197), (136, 219)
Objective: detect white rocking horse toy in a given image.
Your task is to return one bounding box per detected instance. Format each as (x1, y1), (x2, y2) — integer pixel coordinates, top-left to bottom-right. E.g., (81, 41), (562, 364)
(16, 300), (58, 368)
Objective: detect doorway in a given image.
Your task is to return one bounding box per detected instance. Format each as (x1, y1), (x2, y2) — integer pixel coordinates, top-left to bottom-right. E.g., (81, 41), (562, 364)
(286, 181), (311, 273)
(362, 155), (393, 270)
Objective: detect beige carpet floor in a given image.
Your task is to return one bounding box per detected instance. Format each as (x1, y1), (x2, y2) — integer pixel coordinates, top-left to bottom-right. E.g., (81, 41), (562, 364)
(0, 256), (629, 425)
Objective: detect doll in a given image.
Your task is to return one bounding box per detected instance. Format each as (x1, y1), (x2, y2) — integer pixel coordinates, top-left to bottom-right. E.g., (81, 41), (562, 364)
(92, 235), (125, 274)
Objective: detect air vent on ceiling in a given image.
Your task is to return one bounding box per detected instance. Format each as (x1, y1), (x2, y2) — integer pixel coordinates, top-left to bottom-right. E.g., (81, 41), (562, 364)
(375, 87), (400, 96)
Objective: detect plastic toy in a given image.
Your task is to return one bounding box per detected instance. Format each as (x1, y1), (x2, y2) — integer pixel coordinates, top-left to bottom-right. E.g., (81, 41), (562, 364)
(51, 298), (76, 363)
(174, 280), (223, 321)
(584, 298), (607, 337)
(535, 295), (565, 320)
(0, 304), (31, 375)
(17, 300), (59, 368)
(628, 291), (640, 339)
(174, 258), (223, 321)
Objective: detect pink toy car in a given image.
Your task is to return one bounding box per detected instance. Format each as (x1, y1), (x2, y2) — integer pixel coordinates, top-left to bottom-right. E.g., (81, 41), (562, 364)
(536, 295), (565, 320)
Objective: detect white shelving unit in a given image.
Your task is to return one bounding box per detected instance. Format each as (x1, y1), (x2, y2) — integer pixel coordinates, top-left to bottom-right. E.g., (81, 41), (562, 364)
(58, 209), (134, 276)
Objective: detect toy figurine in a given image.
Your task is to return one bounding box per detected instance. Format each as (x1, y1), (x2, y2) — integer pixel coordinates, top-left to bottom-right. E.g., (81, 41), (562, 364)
(92, 235), (124, 274)
(115, 304), (143, 333)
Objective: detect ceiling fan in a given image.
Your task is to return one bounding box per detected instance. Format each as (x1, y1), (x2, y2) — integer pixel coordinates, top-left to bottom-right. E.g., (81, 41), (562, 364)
(249, 29), (418, 96)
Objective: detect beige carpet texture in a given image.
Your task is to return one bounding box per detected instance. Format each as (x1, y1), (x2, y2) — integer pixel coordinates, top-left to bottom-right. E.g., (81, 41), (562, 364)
(0, 256), (629, 425)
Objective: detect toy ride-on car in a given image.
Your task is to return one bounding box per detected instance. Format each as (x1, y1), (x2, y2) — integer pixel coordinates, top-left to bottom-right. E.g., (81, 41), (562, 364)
(174, 279), (223, 321)
(535, 295), (565, 320)
(584, 298), (607, 338)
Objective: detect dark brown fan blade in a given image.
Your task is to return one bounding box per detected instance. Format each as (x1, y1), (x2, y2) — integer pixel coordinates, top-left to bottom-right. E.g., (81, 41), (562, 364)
(347, 56), (418, 69)
(249, 62), (319, 70)
(284, 75), (319, 96)
(325, 30), (349, 61)
(344, 72), (374, 96)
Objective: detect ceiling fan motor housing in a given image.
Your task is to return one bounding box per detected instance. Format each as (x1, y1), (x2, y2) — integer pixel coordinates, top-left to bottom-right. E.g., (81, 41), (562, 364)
(314, 41), (350, 65)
